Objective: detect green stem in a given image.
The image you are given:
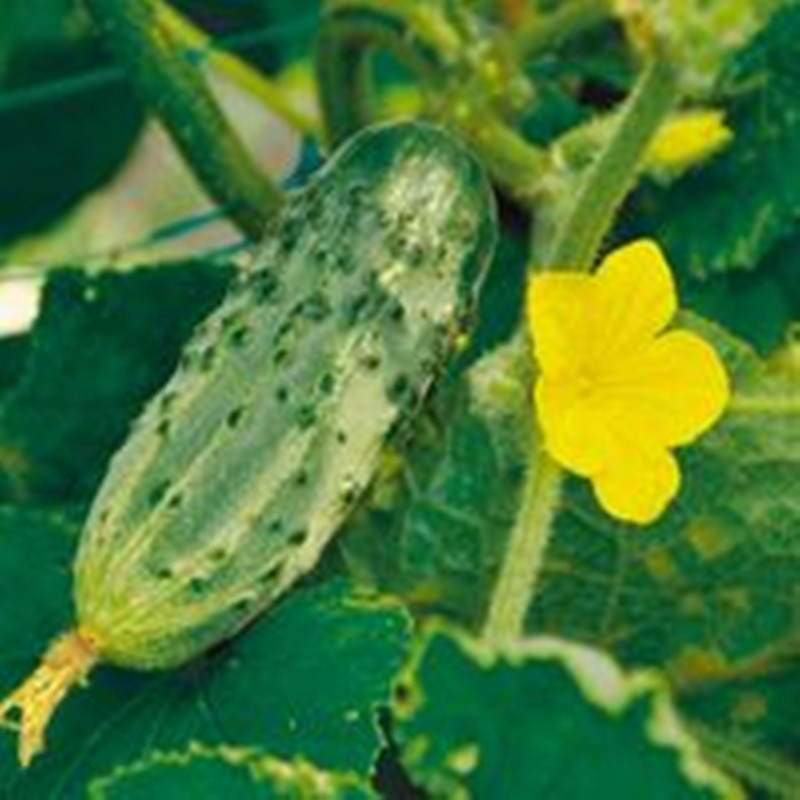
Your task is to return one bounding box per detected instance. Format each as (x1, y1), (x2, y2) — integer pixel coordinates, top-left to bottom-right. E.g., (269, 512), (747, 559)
(483, 55), (681, 647)
(315, 0), (459, 148)
(513, 0), (614, 61)
(443, 101), (548, 205)
(482, 450), (562, 644)
(83, 0), (283, 240)
(317, 1), (548, 200)
(545, 57), (679, 270)
(155, 2), (318, 137)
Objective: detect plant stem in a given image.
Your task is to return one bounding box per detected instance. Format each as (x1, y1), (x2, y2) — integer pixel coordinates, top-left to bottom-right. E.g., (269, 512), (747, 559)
(316, 0), (549, 198)
(482, 450), (562, 645)
(315, 0), (459, 148)
(483, 56), (681, 647)
(513, 0), (614, 61)
(154, 1), (318, 137)
(443, 101), (548, 205)
(545, 57), (679, 270)
(325, 0), (462, 60)
(83, 0), (283, 240)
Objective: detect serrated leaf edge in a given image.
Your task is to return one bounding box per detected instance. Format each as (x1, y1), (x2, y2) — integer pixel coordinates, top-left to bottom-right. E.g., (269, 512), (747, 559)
(86, 741), (373, 799)
(395, 624), (744, 800)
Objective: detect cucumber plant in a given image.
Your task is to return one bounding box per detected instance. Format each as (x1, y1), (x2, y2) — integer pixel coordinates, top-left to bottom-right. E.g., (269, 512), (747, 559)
(2, 1), (798, 796)
(0, 121), (496, 767)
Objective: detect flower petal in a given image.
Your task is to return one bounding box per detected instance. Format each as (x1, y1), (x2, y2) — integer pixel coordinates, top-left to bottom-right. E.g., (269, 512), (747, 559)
(591, 239), (676, 363)
(646, 109), (733, 174)
(527, 273), (593, 378)
(592, 444), (680, 525)
(536, 377), (617, 476)
(539, 372), (681, 523)
(599, 329), (730, 446)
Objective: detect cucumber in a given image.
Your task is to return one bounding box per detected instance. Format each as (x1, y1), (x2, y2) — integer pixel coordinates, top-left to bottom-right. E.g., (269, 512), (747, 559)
(0, 121), (496, 766)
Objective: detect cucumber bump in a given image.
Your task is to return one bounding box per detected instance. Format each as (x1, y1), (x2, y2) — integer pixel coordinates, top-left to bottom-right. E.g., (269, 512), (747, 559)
(0, 122), (496, 766)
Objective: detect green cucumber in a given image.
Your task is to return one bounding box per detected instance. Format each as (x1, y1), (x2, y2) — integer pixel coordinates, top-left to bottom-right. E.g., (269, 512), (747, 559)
(0, 121), (496, 767)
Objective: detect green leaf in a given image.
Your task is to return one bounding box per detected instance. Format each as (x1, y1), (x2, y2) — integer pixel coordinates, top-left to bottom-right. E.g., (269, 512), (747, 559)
(680, 672), (800, 798)
(0, 509), (410, 797)
(340, 339), (529, 626)
(531, 317), (800, 793)
(757, 229), (800, 321)
(681, 258), (793, 356)
(342, 315), (800, 792)
(0, 38), (144, 244)
(0, 506), (77, 665)
(519, 61), (593, 148)
(0, 262), (231, 505)
(532, 313), (800, 650)
(459, 225), (528, 364)
(393, 627), (740, 798)
(346, 315), (800, 658)
(627, 5), (800, 279)
(0, 334), (29, 402)
(89, 744), (372, 799)
(0, 0), (73, 57)
(526, 314), (799, 794)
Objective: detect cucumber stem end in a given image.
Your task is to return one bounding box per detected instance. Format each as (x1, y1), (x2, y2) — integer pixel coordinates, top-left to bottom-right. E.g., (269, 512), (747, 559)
(0, 629), (98, 768)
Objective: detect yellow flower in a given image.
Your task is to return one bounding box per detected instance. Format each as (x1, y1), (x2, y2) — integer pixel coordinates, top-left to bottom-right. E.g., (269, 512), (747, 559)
(527, 240), (729, 525)
(646, 109), (733, 175)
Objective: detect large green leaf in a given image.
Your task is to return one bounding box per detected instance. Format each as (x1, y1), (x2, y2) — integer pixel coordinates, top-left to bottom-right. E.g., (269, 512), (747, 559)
(342, 315), (800, 794)
(0, 36), (143, 244)
(679, 670), (800, 798)
(533, 315), (800, 659)
(0, 262), (231, 505)
(393, 627), (739, 798)
(340, 339), (529, 626)
(0, 509), (410, 798)
(89, 745), (372, 800)
(679, 253), (795, 356)
(627, 5), (800, 279)
(0, 0), (72, 65)
(0, 0), (312, 244)
(0, 335), (29, 403)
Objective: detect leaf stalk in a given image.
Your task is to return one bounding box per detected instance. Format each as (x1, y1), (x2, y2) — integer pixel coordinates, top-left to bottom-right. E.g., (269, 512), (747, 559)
(484, 55), (680, 645)
(482, 450), (561, 644)
(544, 57), (679, 270)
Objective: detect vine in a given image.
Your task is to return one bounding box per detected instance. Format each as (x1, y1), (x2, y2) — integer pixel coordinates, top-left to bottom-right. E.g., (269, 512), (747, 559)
(1, 1), (797, 796)
(480, 49), (680, 645)
(84, 0), (284, 239)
